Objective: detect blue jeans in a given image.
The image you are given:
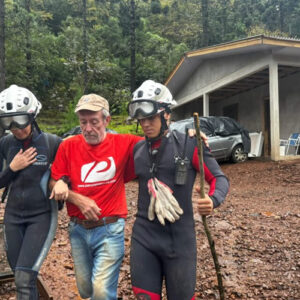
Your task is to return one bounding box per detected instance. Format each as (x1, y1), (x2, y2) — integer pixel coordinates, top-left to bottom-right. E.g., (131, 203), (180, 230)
(68, 218), (125, 300)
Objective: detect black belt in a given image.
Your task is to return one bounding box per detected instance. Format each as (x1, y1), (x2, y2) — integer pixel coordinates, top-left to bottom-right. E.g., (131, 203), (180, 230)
(70, 216), (119, 229)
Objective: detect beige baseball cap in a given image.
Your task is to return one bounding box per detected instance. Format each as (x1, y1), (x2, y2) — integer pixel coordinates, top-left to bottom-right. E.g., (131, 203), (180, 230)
(74, 94), (109, 113)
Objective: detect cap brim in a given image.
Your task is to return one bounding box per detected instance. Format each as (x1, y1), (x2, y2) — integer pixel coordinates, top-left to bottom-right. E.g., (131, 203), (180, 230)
(74, 104), (104, 113)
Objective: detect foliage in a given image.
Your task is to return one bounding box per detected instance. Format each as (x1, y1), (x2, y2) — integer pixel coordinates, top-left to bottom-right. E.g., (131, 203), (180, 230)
(1, 0), (300, 127)
(108, 115), (143, 135)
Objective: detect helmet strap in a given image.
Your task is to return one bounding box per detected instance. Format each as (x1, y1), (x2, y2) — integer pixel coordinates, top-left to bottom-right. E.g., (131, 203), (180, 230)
(160, 111), (168, 134)
(135, 121), (139, 133)
(32, 119), (42, 135)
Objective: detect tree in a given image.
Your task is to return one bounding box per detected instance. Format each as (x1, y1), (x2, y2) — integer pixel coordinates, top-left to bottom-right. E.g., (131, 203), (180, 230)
(119, 0), (139, 92)
(82, 0), (88, 92)
(0, 0), (5, 90)
(130, 0), (136, 92)
(201, 0), (209, 46)
(262, 0), (300, 36)
(24, 0), (32, 78)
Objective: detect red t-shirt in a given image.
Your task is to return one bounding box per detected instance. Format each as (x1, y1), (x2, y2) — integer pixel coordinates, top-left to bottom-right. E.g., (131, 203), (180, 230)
(51, 133), (143, 219)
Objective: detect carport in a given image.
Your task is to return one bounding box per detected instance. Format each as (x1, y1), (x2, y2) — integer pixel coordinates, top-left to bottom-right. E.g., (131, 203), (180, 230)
(165, 35), (300, 161)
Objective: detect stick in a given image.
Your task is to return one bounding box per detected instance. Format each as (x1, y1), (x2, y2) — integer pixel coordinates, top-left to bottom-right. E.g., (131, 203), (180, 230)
(193, 112), (225, 300)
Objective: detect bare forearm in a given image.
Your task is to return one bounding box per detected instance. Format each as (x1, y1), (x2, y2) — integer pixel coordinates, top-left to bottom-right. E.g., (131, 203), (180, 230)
(67, 190), (101, 220)
(50, 177), (101, 220)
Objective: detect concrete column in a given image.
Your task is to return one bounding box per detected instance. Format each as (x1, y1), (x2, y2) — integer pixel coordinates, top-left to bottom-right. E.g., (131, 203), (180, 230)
(203, 93), (209, 116)
(269, 61), (280, 161)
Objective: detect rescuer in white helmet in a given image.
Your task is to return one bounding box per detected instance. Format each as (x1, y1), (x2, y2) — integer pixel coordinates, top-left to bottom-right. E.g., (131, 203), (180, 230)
(0, 84), (61, 300)
(128, 80), (229, 300)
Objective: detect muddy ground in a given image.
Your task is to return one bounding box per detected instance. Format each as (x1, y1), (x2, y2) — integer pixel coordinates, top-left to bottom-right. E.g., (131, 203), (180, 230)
(1, 159), (300, 299)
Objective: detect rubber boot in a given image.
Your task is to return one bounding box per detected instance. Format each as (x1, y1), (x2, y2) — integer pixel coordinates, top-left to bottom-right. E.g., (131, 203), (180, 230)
(14, 269), (39, 300)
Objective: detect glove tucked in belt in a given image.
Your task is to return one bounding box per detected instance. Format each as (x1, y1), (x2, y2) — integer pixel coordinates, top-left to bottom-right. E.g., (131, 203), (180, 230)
(70, 216), (119, 229)
(147, 177), (183, 226)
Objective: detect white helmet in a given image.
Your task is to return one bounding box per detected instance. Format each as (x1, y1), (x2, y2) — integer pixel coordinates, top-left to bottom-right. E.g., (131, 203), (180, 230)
(0, 84), (42, 117)
(132, 80), (176, 105)
(0, 85), (42, 130)
(129, 80), (177, 119)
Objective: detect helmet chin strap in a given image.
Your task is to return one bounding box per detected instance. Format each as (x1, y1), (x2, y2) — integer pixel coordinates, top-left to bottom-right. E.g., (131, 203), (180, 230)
(32, 119), (41, 134)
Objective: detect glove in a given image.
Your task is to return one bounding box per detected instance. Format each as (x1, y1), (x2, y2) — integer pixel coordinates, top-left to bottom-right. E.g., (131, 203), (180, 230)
(147, 177), (184, 226)
(154, 178), (183, 224)
(155, 178), (183, 217)
(147, 179), (156, 221)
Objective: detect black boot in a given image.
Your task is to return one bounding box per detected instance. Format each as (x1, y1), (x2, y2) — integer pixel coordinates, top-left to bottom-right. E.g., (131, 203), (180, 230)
(14, 269), (39, 300)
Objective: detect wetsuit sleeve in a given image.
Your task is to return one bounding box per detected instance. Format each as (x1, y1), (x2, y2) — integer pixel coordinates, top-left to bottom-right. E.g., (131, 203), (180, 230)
(124, 135), (144, 183)
(192, 144), (229, 208)
(0, 166), (17, 188)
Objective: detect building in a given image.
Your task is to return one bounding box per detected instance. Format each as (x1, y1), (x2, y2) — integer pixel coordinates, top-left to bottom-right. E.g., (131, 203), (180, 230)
(166, 35), (300, 161)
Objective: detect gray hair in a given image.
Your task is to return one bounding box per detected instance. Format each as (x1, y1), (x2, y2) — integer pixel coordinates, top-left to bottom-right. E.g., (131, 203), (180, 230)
(76, 108), (110, 120)
(102, 108), (110, 121)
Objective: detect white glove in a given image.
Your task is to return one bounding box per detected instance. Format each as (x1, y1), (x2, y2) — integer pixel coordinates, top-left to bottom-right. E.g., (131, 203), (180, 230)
(147, 178), (156, 221)
(155, 178), (183, 218)
(154, 178), (183, 224)
(147, 177), (184, 226)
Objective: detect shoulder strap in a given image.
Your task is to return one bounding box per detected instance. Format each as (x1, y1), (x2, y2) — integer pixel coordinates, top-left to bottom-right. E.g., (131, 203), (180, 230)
(172, 130), (188, 159)
(43, 133), (64, 210)
(44, 133), (59, 163)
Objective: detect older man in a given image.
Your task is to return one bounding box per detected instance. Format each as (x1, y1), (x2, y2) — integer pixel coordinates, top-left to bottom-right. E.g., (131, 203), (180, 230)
(50, 91), (211, 300)
(50, 94), (142, 300)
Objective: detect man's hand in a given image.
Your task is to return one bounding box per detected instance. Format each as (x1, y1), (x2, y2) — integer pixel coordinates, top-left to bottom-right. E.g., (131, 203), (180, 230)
(50, 179), (69, 201)
(10, 147), (37, 171)
(73, 194), (101, 220)
(49, 178), (101, 220)
(195, 186), (213, 215)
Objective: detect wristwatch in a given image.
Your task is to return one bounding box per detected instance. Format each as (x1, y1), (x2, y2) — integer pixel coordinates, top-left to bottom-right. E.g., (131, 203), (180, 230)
(59, 175), (71, 187)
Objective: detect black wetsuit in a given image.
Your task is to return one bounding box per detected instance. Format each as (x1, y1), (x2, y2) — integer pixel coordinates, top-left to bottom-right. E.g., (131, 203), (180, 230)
(0, 129), (61, 300)
(130, 131), (229, 300)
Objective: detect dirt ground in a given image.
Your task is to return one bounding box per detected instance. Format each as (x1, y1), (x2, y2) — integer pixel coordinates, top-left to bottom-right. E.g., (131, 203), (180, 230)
(1, 159), (300, 299)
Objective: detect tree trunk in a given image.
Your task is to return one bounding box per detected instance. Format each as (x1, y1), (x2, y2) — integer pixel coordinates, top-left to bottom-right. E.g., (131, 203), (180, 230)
(130, 0), (136, 93)
(279, 1), (284, 32)
(201, 0), (209, 47)
(221, 0), (227, 40)
(82, 0), (88, 92)
(25, 0), (32, 77)
(0, 0), (5, 91)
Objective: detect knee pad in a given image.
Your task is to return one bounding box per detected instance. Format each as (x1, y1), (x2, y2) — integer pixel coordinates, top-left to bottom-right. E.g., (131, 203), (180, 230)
(14, 269), (38, 300)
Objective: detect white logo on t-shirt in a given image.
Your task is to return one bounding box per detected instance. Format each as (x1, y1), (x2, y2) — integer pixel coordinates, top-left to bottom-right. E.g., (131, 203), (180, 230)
(81, 157), (116, 183)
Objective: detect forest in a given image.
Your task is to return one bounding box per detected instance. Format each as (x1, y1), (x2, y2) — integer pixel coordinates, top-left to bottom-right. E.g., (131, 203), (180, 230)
(0, 0), (300, 133)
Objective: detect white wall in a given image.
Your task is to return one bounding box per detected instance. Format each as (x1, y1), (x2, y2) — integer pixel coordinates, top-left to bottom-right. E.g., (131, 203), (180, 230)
(210, 84), (268, 132)
(175, 51), (269, 101)
(278, 72), (300, 139)
(207, 72), (300, 140)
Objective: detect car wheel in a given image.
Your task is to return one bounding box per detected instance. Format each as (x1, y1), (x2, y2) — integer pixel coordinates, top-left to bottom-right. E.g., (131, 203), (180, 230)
(231, 145), (247, 163)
